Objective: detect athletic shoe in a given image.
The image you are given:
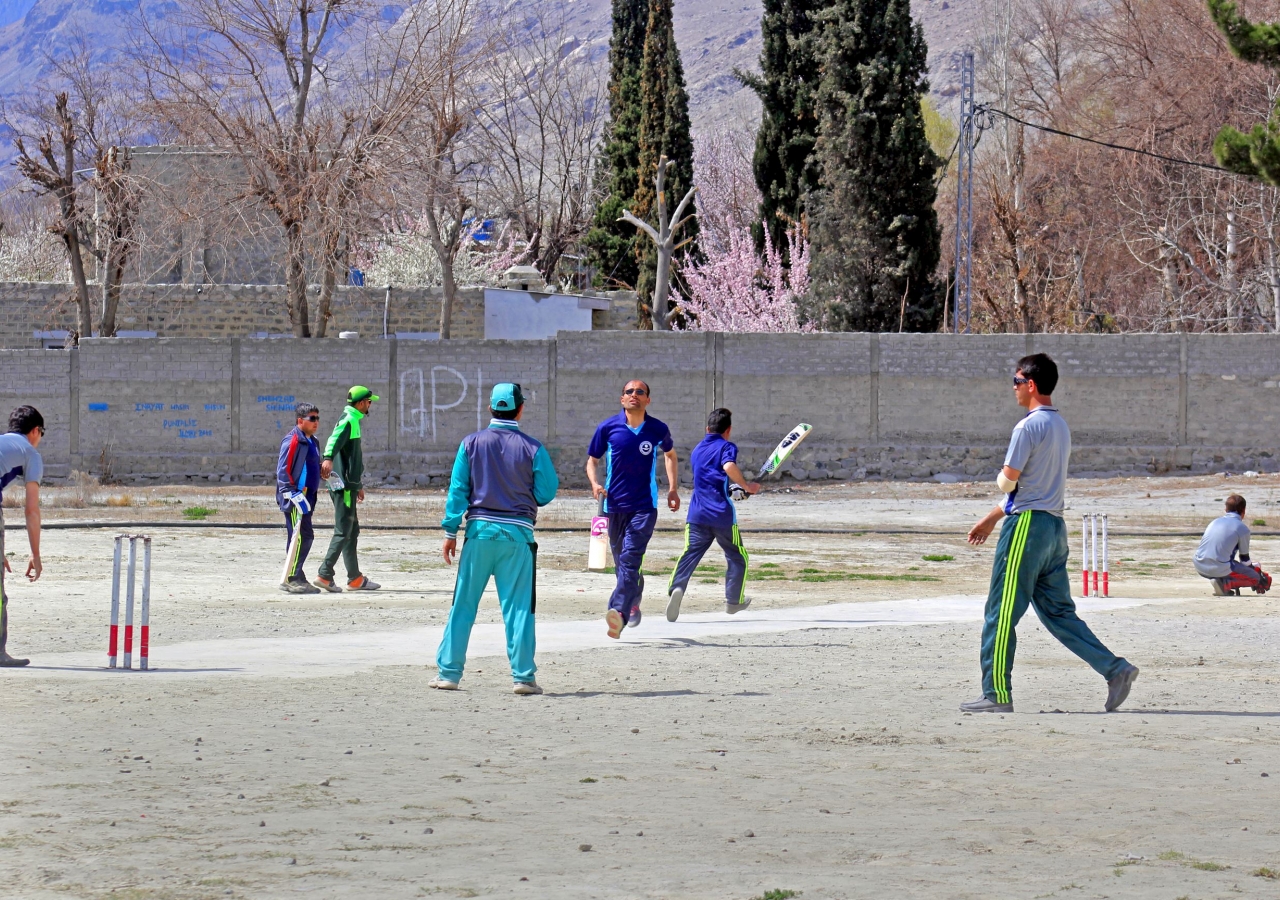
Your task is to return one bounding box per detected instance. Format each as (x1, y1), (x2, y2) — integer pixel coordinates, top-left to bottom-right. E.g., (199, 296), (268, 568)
(628, 605), (642, 628)
(428, 678), (460, 690)
(0, 653), (30, 667)
(606, 609), (625, 639)
(279, 581), (319, 594)
(959, 696), (1013, 713)
(312, 577), (342, 593)
(725, 597), (752, 615)
(513, 682), (544, 695)
(666, 587), (684, 622)
(1105, 664), (1139, 712)
(348, 576), (381, 591)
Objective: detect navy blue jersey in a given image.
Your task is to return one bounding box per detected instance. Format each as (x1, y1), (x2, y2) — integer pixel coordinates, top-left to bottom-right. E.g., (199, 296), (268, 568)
(687, 433), (738, 528)
(276, 427), (321, 512)
(588, 411), (674, 513)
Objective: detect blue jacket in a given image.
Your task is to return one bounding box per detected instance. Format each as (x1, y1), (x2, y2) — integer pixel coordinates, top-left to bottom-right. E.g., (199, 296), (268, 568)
(276, 427), (321, 512)
(443, 420), (559, 540)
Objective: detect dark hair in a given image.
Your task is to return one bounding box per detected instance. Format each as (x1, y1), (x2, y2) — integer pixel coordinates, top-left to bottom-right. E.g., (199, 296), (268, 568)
(623, 379), (651, 396)
(707, 408), (732, 434)
(295, 402), (318, 420)
(8, 405), (43, 435)
(1016, 353), (1059, 396)
(1226, 494), (1247, 514)
(491, 405), (521, 420)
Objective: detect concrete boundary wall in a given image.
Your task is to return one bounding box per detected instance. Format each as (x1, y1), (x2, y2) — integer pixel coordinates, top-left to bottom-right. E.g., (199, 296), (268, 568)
(5, 332), (1277, 484)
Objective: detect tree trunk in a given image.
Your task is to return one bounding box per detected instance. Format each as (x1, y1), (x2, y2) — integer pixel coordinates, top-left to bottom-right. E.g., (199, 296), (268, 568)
(439, 252), (457, 339)
(64, 228), (93, 339)
(285, 219), (310, 337)
(651, 241), (672, 331)
(1263, 189), (1280, 332)
(315, 231), (345, 339)
(1225, 209), (1239, 333)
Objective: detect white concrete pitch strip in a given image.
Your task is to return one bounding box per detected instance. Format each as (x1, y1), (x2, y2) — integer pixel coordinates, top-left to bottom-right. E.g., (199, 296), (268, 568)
(23, 594), (1174, 680)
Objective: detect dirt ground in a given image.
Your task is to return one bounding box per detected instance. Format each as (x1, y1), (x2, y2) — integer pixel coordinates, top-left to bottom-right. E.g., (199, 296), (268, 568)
(4, 475), (1280, 898)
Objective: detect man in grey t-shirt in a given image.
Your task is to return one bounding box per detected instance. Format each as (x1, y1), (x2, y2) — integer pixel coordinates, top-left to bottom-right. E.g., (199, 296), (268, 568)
(1193, 494), (1270, 595)
(0, 405), (45, 667)
(963, 354), (1138, 714)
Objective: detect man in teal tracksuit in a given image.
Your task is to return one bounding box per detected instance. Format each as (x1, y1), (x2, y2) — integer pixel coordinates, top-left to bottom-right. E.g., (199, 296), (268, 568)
(430, 383), (559, 695)
(963, 354), (1138, 714)
(317, 385), (380, 592)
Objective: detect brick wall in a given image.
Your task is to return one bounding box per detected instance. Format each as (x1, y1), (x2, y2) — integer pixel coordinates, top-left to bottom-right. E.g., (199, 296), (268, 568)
(4, 333), (1279, 484)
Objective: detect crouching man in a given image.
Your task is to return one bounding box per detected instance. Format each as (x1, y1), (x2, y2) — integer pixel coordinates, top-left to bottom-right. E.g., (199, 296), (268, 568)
(430, 384), (559, 695)
(1194, 494), (1271, 596)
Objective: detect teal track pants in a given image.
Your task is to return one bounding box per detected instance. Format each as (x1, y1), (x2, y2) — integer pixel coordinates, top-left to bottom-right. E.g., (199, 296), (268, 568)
(981, 510), (1129, 704)
(436, 537), (537, 684)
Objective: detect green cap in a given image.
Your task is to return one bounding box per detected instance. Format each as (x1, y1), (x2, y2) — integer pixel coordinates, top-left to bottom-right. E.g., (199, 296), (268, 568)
(348, 385), (380, 403)
(490, 383), (525, 411)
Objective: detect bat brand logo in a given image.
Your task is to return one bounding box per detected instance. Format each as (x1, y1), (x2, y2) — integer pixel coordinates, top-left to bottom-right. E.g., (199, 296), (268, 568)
(639, 441), (654, 456)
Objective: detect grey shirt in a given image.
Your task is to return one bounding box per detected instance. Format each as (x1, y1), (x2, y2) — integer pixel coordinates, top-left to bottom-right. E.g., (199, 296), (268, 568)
(1002, 405), (1070, 517)
(1194, 513), (1251, 578)
(0, 432), (42, 493)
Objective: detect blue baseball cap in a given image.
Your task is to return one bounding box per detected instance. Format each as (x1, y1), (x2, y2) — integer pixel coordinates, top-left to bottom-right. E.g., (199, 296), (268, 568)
(490, 383), (525, 412)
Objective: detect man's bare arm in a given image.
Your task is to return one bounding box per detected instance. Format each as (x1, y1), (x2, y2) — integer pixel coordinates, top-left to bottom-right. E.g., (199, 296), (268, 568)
(664, 450), (681, 511)
(586, 456), (605, 500)
(24, 481), (40, 581)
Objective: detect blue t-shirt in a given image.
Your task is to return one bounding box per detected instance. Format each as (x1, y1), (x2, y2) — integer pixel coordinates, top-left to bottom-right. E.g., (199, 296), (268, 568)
(587, 411), (674, 513)
(0, 432), (42, 492)
(1002, 405), (1070, 517)
(687, 433), (738, 528)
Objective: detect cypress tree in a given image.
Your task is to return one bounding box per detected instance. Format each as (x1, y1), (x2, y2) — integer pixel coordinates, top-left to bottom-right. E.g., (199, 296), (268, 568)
(1208, 1), (1280, 184)
(740, 0), (823, 254)
(632, 0), (697, 324)
(806, 0), (942, 332)
(583, 0), (649, 290)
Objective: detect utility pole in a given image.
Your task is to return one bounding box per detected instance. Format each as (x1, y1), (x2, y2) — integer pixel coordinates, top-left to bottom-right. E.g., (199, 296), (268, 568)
(953, 51), (975, 335)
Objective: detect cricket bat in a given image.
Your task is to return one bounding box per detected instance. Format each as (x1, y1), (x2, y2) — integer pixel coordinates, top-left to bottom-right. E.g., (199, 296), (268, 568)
(280, 498), (306, 584)
(588, 495), (610, 570)
(732, 423), (813, 500)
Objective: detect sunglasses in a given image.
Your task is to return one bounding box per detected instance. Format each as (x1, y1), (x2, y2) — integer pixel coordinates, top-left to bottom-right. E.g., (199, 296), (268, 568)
(37, 426), (46, 436)
(1013, 376), (1030, 387)
(302, 415), (320, 422)
(622, 388), (648, 397)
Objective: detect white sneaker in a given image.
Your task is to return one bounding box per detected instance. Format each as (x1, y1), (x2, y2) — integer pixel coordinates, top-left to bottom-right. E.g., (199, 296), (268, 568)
(428, 678), (459, 691)
(725, 597), (752, 615)
(666, 587), (684, 622)
(605, 609), (625, 639)
(513, 682), (543, 695)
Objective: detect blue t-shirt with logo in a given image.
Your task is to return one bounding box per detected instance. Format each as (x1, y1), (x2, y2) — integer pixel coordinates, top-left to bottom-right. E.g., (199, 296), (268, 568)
(687, 433), (738, 528)
(588, 411), (674, 513)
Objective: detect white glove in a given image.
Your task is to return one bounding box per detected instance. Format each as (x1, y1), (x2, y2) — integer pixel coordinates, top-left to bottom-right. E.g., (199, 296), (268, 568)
(729, 484), (748, 502)
(287, 491), (312, 514)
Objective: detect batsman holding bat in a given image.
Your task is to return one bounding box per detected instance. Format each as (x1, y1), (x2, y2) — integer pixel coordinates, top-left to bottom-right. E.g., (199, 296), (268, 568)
(276, 402), (321, 594)
(963, 353), (1138, 713)
(665, 408), (759, 621)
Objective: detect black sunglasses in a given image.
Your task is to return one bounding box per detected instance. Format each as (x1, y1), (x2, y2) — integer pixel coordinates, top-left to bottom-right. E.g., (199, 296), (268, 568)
(622, 388), (648, 396)
(302, 415), (320, 422)
(37, 426), (46, 436)
(1013, 376), (1030, 387)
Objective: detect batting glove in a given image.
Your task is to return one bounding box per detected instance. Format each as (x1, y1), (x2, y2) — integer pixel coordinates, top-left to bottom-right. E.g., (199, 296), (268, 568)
(287, 491), (312, 514)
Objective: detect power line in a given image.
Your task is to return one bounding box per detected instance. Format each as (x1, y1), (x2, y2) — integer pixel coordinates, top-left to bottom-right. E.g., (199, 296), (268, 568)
(981, 104), (1236, 175)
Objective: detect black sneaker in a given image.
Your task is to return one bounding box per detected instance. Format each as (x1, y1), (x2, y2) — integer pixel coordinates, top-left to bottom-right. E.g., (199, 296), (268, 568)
(1105, 664), (1139, 712)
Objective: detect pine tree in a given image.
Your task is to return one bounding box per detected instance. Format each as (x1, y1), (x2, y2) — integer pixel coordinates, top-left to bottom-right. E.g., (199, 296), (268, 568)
(1208, 1), (1280, 184)
(583, 0), (649, 290)
(806, 0), (942, 332)
(632, 0), (697, 325)
(740, 0), (823, 255)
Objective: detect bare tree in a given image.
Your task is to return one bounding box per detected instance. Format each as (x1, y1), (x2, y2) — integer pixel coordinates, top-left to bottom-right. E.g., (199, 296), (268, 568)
(621, 156), (696, 331)
(139, 0), (464, 337)
(10, 93), (94, 338)
(474, 3), (606, 283)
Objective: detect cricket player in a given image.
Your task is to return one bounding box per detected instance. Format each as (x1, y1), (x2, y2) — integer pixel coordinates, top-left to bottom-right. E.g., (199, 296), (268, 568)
(963, 354), (1138, 713)
(587, 379), (680, 639)
(0, 405), (44, 667)
(1193, 495), (1271, 595)
(665, 408), (759, 621)
(430, 384), (559, 694)
(276, 402), (322, 594)
(317, 386), (380, 592)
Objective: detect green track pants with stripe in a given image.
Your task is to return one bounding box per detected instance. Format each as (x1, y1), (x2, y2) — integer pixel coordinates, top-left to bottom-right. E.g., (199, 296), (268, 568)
(318, 489), (361, 583)
(981, 510), (1129, 704)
